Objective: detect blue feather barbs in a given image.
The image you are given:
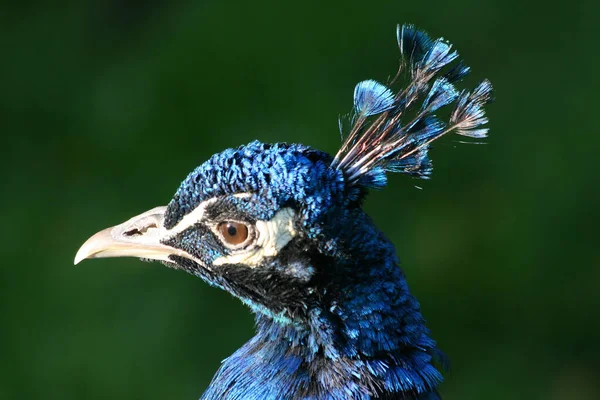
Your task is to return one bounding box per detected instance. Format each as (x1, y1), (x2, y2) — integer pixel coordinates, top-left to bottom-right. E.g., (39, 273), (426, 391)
(332, 24), (493, 189)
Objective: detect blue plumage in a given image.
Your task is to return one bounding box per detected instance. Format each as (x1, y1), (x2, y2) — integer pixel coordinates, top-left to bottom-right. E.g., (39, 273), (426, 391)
(75, 24), (493, 399)
(353, 80), (396, 117)
(422, 78), (459, 113)
(333, 24), (492, 187)
(451, 80), (494, 138)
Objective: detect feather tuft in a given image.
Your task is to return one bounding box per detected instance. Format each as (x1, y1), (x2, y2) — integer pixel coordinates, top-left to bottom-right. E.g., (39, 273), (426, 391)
(450, 79), (494, 138)
(421, 77), (459, 113)
(397, 24), (433, 61)
(420, 39), (458, 75)
(388, 147), (433, 179)
(332, 25), (493, 188)
(353, 80), (395, 117)
(444, 61), (471, 83)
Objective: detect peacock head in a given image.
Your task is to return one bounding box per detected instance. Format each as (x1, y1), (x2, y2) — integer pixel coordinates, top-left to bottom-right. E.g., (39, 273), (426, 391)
(75, 24), (492, 325)
(74, 141), (366, 323)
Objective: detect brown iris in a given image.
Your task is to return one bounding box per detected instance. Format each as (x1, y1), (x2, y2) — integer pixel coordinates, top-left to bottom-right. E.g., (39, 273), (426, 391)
(217, 222), (249, 246)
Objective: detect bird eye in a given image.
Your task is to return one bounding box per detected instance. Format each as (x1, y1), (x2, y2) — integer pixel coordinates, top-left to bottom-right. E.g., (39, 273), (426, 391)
(217, 222), (250, 246)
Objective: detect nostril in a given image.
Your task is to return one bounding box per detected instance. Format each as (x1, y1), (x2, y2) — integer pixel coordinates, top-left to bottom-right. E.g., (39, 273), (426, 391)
(123, 228), (141, 237)
(123, 223), (158, 237)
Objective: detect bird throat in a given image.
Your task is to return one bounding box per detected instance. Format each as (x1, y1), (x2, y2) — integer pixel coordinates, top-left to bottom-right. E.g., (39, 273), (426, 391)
(201, 264), (444, 400)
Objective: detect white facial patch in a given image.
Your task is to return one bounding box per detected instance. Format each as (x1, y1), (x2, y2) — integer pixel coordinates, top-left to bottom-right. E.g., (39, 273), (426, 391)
(212, 208), (297, 267)
(165, 198), (217, 237)
(166, 192), (254, 237)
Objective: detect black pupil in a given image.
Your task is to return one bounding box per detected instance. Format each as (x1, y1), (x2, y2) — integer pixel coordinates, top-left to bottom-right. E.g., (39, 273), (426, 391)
(227, 224), (237, 237)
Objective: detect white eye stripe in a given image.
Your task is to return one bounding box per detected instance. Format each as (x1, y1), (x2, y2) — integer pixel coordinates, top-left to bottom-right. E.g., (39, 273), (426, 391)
(166, 192), (254, 237)
(165, 198), (217, 237)
(164, 195), (296, 268)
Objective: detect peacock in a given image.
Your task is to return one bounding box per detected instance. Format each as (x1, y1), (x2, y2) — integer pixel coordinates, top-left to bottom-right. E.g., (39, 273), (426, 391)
(75, 24), (493, 399)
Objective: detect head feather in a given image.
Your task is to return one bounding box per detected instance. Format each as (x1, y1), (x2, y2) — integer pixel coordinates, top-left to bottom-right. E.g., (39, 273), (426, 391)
(331, 24), (493, 188)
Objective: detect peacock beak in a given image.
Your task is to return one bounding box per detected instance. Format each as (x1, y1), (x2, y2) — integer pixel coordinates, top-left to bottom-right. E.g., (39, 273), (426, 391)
(74, 206), (191, 265)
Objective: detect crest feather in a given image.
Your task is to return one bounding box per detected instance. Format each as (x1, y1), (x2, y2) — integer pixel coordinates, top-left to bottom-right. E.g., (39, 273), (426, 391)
(331, 24), (494, 189)
(353, 80), (395, 117)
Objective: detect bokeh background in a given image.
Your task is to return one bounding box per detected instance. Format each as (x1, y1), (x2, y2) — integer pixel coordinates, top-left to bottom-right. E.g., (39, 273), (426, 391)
(2, 1), (598, 399)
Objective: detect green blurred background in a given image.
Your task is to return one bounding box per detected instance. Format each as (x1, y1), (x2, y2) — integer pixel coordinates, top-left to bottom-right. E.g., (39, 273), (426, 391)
(2, 1), (598, 399)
